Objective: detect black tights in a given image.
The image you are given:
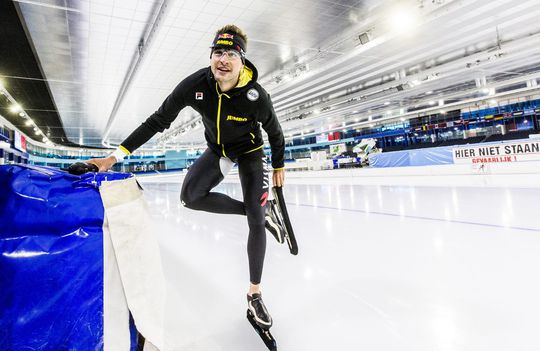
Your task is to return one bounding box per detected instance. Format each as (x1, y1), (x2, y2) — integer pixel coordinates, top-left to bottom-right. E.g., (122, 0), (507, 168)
(180, 148), (269, 284)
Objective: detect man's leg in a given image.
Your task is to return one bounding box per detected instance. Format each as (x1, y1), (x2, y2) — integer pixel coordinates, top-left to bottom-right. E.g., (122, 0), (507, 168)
(180, 148), (245, 214)
(238, 150), (273, 329)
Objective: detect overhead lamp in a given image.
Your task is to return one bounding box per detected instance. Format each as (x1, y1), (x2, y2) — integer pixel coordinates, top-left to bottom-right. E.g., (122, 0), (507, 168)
(387, 5), (419, 35)
(425, 91), (433, 95)
(25, 120), (33, 126)
(384, 101), (390, 105)
(429, 101), (436, 105)
(10, 104), (22, 113)
(19, 112), (26, 117)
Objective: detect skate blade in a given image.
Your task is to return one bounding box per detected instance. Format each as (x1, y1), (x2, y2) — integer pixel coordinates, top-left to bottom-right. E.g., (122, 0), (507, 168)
(247, 310), (277, 351)
(271, 187), (298, 256)
(269, 201), (285, 244)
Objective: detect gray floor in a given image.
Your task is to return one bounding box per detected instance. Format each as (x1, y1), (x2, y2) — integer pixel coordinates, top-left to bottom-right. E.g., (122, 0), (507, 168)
(138, 171), (540, 351)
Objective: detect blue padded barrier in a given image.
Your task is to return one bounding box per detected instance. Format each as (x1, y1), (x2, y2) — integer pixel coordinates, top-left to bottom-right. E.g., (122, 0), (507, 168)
(0, 165), (134, 350)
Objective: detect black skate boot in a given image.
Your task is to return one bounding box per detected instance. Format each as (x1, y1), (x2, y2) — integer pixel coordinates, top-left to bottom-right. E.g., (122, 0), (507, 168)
(247, 293), (273, 330)
(265, 200), (285, 244)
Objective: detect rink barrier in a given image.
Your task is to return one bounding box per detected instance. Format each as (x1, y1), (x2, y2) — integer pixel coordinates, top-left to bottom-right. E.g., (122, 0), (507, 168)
(0, 165), (165, 351)
(369, 138), (540, 167)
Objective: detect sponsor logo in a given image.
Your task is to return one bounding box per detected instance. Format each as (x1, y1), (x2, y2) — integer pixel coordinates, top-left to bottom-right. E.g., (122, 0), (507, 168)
(262, 156), (269, 190)
(260, 191), (268, 207)
(216, 39), (233, 46)
(195, 92), (203, 100)
(226, 115), (248, 122)
(247, 88), (259, 101)
(218, 33), (234, 39)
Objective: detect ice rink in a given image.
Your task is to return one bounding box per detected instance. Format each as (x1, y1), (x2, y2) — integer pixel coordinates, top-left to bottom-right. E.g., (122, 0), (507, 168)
(136, 167), (540, 351)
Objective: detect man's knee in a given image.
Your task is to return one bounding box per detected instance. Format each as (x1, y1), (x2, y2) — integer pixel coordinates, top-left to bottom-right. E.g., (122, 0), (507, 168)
(246, 208), (265, 227)
(180, 187), (200, 209)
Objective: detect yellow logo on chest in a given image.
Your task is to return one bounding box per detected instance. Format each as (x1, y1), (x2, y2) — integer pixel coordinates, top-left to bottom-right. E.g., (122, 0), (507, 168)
(226, 115), (248, 122)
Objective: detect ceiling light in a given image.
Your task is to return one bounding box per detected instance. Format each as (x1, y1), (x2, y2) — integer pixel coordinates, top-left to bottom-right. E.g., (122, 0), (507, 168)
(481, 88), (490, 94)
(400, 117), (405, 121)
(10, 104), (22, 113)
(489, 99), (497, 104)
(384, 101), (390, 105)
(19, 112), (26, 117)
(387, 5), (419, 34)
(25, 120), (33, 126)
(368, 115), (372, 121)
(425, 91), (433, 95)
(429, 101), (436, 105)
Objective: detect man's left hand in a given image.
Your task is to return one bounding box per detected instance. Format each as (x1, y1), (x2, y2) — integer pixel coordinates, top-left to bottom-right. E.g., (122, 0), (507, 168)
(272, 168), (285, 187)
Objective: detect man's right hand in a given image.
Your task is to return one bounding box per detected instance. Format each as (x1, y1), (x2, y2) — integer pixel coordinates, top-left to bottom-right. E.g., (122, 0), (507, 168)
(87, 156), (117, 172)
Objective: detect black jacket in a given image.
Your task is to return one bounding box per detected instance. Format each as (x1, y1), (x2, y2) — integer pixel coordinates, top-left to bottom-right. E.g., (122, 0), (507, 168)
(120, 59), (285, 169)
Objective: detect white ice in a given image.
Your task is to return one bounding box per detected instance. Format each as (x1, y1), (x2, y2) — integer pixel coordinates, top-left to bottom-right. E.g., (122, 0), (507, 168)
(137, 165), (540, 351)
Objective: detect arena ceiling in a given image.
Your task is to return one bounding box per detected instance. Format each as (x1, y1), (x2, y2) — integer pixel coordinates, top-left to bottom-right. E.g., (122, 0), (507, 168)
(1, 0), (540, 150)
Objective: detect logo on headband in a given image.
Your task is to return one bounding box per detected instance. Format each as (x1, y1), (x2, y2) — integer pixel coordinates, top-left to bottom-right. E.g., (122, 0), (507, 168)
(216, 39), (233, 46)
(218, 33), (234, 39)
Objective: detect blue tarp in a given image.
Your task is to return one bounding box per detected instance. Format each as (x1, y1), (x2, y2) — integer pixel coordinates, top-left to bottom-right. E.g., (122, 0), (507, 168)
(0, 165), (132, 350)
(369, 146), (454, 167)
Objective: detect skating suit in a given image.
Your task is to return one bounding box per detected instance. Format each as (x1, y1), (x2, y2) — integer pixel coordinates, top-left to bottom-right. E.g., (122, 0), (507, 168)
(118, 59), (285, 284)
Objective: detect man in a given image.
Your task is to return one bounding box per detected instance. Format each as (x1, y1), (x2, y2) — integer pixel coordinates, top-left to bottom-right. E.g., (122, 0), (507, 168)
(88, 24), (286, 330)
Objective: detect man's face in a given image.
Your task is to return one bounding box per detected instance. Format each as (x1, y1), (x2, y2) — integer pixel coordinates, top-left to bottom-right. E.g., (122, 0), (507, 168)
(210, 48), (243, 86)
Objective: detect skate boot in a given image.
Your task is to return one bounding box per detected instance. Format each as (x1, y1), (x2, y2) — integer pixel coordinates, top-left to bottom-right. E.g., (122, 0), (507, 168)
(265, 200), (285, 244)
(247, 293), (273, 330)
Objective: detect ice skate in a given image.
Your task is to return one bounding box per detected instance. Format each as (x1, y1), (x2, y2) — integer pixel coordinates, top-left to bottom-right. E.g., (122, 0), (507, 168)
(271, 186), (298, 255)
(247, 293), (273, 329)
(247, 293), (277, 350)
(265, 200), (285, 244)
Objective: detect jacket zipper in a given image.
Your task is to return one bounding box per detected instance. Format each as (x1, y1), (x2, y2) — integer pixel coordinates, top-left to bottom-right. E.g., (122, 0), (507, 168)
(215, 83), (229, 157)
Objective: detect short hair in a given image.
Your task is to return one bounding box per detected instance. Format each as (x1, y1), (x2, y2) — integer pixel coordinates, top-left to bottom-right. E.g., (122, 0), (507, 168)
(215, 24), (248, 51)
